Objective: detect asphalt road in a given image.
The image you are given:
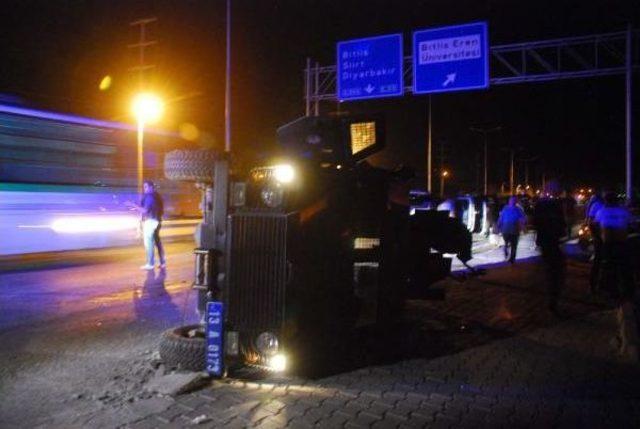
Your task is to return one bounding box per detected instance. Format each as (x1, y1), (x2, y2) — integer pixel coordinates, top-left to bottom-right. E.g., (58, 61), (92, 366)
(0, 232), (530, 335)
(0, 240), (198, 333)
(0, 240), (200, 428)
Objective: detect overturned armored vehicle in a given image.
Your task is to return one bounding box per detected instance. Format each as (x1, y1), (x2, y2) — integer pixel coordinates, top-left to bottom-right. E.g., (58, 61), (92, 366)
(161, 114), (472, 375)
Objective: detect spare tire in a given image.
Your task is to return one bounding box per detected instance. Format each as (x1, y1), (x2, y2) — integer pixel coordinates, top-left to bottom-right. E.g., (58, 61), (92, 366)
(164, 149), (219, 183)
(159, 324), (205, 372)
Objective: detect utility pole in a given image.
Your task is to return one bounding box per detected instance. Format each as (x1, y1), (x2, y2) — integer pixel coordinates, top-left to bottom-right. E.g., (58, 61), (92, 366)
(440, 170), (449, 198)
(129, 17), (157, 195)
(129, 18), (158, 88)
(470, 125), (501, 196)
(436, 139), (449, 197)
(500, 145), (521, 196)
(518, 155), (539, 189)
(510, 148), (515, 195)
(437, 139), (447, 174)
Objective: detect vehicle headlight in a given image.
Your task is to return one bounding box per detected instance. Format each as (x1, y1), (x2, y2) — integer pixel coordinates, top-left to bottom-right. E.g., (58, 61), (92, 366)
(273, 164), (295, 184)
(268, 354), (287, 372)
(256, 332), (279, 356)
(260, 187), (284, 208)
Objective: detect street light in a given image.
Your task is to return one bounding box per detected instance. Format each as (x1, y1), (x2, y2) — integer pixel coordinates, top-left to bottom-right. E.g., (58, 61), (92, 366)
(440, 169), (449, 197)
(131, 93), (164, 194)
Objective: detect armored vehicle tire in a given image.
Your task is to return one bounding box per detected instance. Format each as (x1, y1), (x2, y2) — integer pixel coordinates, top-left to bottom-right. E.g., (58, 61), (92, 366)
(159, 324), (205, 372)
(164, 149), (218, 183)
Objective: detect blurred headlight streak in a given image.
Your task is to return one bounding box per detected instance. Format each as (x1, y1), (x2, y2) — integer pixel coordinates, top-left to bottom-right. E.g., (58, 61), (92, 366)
(51, 215), (139, 233)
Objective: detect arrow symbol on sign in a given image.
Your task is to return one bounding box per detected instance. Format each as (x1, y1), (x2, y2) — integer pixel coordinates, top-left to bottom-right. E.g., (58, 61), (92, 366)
(442, 73), (456, 87)
(364, 84), (375, 93)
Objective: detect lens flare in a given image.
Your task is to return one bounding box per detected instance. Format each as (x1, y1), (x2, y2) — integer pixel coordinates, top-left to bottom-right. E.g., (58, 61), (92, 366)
(99, 75), (112, 91)
(179, 123), (200, 141)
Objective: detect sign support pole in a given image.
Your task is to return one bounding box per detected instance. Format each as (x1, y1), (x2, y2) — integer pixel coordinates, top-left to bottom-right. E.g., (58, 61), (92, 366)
(427, 96), (432, 193)
(626, 24), (633, 201)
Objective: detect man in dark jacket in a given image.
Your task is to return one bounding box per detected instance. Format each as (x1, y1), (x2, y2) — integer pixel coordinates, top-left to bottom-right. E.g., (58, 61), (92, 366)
(533, 182), (566, 315)
(128, 180), (166, 270)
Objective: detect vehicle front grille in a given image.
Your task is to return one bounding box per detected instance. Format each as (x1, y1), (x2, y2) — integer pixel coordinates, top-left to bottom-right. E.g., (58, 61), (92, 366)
(226, 212), (288, 333)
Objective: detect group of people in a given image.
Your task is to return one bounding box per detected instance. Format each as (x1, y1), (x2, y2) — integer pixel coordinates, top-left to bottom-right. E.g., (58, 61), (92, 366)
(493, 185), (638, 361)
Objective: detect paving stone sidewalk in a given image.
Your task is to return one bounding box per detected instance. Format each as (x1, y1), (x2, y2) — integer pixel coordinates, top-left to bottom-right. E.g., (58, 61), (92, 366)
(128, 258), (640, 429)
(128, 310), (639, 429)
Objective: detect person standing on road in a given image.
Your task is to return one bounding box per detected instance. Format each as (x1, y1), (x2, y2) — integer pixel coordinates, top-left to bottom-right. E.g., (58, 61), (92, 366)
(497, 196), (527, 264)
(128, 180), (166, 270)
(595, 192), (637, 361)
(533, 182), (567, 316)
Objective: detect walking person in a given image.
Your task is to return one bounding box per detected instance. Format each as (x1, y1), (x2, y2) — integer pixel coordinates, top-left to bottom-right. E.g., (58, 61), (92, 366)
(533, 182), (567, 316)
(595, 192), (638, 361)
(127, 180), (166, 270)
(587, 192), (605, 292)
(497, 196), (527, 264)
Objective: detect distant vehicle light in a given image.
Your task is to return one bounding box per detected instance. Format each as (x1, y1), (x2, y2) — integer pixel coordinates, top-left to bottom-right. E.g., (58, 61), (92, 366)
(51, 215), (138, 233)
(268, 354), (287, 372)
(273, 164), (295, 183)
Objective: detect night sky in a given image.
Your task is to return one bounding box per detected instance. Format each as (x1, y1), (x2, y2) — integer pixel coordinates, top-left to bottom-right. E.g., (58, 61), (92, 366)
(1, 0), (638, 193)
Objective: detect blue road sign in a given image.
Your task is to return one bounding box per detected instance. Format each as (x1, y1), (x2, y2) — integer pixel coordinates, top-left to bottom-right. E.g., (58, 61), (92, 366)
(337, 33), (403, 101)
(413, 22), (489, 95)
(205, 301), (224, 376)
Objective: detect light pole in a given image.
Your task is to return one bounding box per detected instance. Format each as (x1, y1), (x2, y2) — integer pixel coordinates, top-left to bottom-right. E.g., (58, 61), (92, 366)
(470, 125), (501, 195)
(131, 93), (164, 195)
(440, 170), (449, 198)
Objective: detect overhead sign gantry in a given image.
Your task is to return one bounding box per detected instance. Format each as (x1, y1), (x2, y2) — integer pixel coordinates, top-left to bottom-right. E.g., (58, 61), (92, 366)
(304, 24), (638, 198)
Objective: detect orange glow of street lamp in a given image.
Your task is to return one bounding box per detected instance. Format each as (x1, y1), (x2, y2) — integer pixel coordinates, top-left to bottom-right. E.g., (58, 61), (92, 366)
(131, 93), (164, 124)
